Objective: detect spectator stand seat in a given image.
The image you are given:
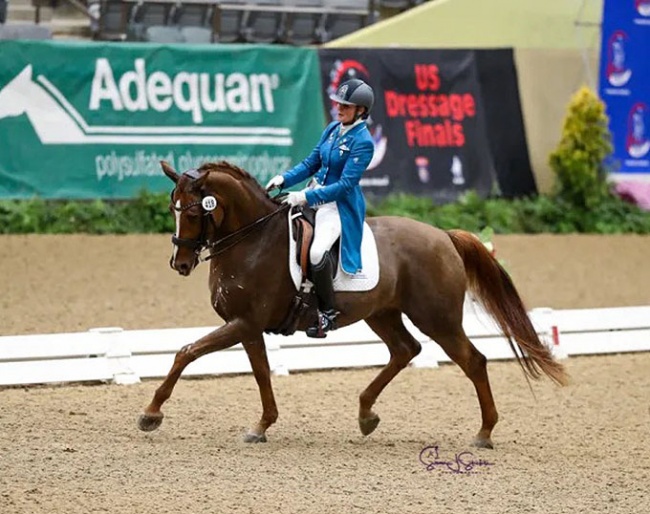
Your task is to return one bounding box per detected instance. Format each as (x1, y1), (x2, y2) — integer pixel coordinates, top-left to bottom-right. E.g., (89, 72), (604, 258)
(95, 0), (134, 40)
(0, 22), (53, 39)
(379, 0), (427, 10)
(126, 0), (175, 41)
(213, 0), (247, 43)
(144, 23), (185, 41)
(240, 0), (285, 44)
(378, 0), (409, 9)
(282, 0), (326, 46)
(0, 0), (7, 25)
(172, 1), (216, 43)
(321, 0), (371, 43)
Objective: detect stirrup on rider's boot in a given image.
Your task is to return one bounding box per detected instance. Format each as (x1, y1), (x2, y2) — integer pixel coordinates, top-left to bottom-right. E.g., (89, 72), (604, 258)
(306, 309), (339, 339)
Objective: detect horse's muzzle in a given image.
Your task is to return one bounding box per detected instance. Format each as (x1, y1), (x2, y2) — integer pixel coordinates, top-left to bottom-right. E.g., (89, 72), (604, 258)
(177, 263), (192, 276)
(170, 255), (196, 276)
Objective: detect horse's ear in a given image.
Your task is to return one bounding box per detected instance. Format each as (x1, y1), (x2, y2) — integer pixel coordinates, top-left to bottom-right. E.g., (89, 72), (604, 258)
(160, 161), (179, 183)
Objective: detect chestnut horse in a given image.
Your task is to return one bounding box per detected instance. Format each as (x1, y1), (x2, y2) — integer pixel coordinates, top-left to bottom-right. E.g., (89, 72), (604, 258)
(137, 161), (568, 448)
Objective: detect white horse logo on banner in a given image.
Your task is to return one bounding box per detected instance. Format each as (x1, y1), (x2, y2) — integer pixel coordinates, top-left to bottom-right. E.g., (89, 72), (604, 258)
(0, 65), (292, 146)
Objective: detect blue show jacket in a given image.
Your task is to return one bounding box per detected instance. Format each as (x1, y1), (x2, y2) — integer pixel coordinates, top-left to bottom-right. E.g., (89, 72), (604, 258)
(282, 121), (375, 275)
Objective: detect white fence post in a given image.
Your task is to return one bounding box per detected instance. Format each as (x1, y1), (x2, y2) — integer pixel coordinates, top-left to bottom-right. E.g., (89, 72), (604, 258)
(91, 327), (141, 385)
(530, 308), (568, 360)
(267, 338), (289, 376)
(410, 340), (439, 368)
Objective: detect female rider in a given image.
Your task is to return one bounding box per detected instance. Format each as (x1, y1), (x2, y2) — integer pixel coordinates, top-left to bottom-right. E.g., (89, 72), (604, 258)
(266, 78), (375, 338)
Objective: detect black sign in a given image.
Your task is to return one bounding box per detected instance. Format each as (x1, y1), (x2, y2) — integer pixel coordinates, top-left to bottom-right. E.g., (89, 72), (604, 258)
(319, 49), (498, 203)
(475, 49), (537, 199)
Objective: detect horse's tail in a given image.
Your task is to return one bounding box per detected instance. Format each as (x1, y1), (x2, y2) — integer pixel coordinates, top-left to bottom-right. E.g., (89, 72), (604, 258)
(446, 229), (569, 387)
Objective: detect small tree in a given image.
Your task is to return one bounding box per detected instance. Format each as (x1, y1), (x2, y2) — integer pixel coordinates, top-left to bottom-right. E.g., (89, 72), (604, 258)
(548, 86), (614, 209)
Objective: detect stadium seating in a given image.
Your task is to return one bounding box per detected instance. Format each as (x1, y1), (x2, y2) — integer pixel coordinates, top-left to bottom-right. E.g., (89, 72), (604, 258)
(173, 2), (213, 29)
(95, 0), (131, 40)
(213, 0), (247, 42)
(127, 1), (173, 41)
(144, 23), (184, 42)
(0, 22), (53, 39)
(0, 0), (7, 25)
(90, 0), (391, 44)
(240, 0), (284, 43)
(180, 24), (213, 43)
(320, 0), (370, 42)
(379, 0), (406, 7)
(379, 0), (424, 10)
(283, 0), (326, 45)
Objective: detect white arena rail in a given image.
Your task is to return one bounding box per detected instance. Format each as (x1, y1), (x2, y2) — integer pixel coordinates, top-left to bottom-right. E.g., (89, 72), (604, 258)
(1, 304), (649, 387)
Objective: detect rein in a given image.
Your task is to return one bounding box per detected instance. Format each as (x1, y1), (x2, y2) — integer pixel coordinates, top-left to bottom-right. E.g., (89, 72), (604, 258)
(172, 200), (290, 263)
(202, 203), (290, 261)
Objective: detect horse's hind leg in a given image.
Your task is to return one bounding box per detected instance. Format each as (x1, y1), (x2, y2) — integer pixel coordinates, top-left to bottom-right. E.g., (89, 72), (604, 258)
(412, 314), (498, 448)
(359, 310), (422, 436)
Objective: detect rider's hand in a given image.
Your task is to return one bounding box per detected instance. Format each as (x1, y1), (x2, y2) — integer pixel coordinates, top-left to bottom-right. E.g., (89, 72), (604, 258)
(282, 191), (308, 207)
(265, 175), (285, 191)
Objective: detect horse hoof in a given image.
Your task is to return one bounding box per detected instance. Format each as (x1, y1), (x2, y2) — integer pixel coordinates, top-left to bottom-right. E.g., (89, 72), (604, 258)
(472, 437), (494, 450)
(359, 414), (380, 436)
(137, 412), (164, 432)
(243, 431), (267, 443)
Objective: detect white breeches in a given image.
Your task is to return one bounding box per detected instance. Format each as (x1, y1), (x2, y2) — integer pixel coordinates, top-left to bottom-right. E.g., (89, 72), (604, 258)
(310, 202), (341, 265)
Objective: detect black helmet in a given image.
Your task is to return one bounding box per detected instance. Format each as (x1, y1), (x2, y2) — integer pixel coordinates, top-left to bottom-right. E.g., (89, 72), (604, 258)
(329, 79), (374, 116)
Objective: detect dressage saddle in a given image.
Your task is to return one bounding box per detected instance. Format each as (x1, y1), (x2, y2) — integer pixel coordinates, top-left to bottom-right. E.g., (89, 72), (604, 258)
(291, 205), (339, 282)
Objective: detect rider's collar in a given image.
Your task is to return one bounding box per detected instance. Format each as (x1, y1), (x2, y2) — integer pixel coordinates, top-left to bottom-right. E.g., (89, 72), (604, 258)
(339, 118), (364, 136)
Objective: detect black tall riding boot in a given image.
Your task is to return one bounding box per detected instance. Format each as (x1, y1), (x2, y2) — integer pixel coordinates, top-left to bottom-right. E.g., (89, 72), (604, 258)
(306, 254), (339, 339)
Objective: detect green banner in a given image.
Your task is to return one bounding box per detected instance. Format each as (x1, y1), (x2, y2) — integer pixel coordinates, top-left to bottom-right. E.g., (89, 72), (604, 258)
(0, 41), (325, 199)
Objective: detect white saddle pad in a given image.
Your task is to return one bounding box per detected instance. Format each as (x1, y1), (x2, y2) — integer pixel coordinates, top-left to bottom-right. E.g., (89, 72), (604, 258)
(287, 210), (380, 293)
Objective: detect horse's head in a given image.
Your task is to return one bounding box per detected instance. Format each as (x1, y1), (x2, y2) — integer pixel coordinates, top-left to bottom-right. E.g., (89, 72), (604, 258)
(161, 160), (277, 276)
(162, 161), (223, 276)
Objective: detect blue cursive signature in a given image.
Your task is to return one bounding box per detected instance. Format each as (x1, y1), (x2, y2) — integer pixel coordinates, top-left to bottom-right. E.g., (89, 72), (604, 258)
(419, 445), (494, 474)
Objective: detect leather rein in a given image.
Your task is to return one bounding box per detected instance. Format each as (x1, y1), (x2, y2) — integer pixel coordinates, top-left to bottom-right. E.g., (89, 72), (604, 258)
(171, 196), (290, 262)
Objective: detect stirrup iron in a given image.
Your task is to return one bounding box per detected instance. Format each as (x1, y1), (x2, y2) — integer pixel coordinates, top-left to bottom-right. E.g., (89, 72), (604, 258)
(306, 309), (339, 339)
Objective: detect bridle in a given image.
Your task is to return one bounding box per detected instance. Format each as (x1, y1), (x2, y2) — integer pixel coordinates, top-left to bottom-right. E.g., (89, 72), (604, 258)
(170, 197), (215, 255)
(170, 191), (290, 263)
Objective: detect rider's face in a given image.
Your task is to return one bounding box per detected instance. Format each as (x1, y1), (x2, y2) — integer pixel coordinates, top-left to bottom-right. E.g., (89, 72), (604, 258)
(336, 102), (359, 124)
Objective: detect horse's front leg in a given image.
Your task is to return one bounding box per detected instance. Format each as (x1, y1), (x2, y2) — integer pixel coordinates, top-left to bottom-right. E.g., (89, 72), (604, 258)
(241, 337), (278, 443)
(137, 320), (247, 432)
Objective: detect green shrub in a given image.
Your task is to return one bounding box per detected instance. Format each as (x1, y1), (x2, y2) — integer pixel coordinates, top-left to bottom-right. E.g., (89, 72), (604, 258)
(2, 179), (650, 236)
(548, 86), (614, 209)
(0, 191), (173, 234)
(366, 191), (650, 235)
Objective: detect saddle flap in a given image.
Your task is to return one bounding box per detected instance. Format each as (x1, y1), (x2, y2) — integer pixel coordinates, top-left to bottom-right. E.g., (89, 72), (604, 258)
(291, 205), (340, 281)
(287, 207), (376, 292)
(294, 217), (313, 277)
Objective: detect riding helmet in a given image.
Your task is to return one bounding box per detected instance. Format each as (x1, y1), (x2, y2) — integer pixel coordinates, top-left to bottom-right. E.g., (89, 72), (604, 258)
(329, 79), (375, 117)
